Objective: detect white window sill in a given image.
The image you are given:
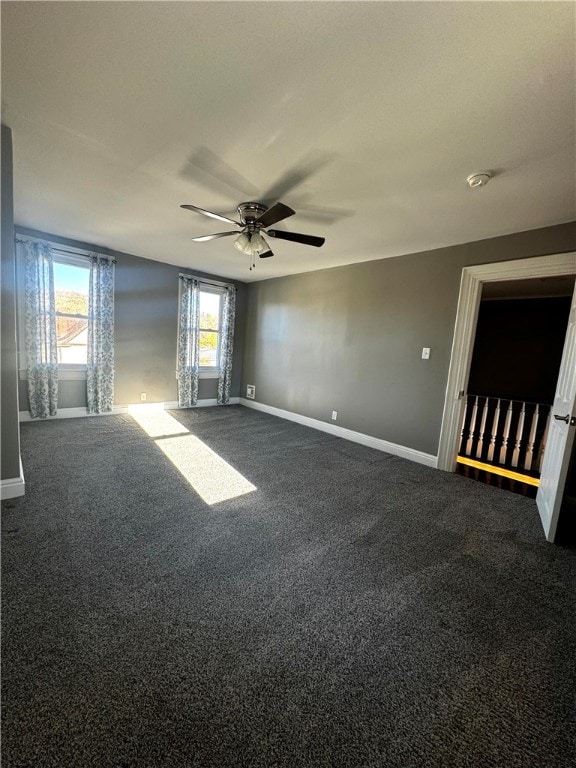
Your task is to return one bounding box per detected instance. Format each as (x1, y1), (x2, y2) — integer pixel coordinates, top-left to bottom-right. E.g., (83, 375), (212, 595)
(59, 368), (87, 380)
(199, 371), (220, 379)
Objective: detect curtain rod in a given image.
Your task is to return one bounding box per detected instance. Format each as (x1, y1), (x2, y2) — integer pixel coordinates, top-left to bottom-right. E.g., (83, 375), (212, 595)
(16, 236), (116, 263)
(179, 272), (234, 289)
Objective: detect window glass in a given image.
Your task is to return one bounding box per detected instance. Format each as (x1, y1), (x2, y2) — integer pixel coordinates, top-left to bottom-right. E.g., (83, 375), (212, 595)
(199, 291), (220, 330)
(199, 331), (218, 366)
(53, 261), (90, 365)
(198, 290), (222, 369)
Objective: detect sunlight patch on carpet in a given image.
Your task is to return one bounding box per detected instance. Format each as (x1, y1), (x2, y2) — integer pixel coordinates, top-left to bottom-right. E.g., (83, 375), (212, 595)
(129, 404), (256, 504)
(156, 433), (257, 504)
(128, 404), (189, 437)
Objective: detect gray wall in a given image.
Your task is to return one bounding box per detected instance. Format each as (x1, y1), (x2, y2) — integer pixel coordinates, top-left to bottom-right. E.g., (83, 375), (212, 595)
(16, 228), (247, 410)
(1, 124), (21, 481)
(242, 222), (576, 457)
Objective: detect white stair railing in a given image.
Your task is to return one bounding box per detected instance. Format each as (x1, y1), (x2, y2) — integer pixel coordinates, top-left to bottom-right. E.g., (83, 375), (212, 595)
(459, 395), (551, 477)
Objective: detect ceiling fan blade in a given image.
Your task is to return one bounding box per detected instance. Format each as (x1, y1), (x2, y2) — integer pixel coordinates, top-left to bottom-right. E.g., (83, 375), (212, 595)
(180, 204), (241, 227)
(255, 202), (295, 228)
(184, 148), (259, 197)
(266, 230), (325, 248)
(287, 197), (356, 224)
(191, 231), (239, 242)
(260, 150), (335, 206)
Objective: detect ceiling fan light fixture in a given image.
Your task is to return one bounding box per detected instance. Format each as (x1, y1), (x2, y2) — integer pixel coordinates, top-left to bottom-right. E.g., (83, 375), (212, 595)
(233, 231), (252, 254)
(234, 229), (271, 257)
(249, 231), (267, 255)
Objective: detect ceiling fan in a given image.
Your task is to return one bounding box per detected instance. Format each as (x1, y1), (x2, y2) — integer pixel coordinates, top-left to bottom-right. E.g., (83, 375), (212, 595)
(180, 201), (325, 267)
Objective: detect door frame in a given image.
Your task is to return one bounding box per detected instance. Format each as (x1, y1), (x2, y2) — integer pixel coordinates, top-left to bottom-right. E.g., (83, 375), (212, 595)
(437, 251), (576, 472)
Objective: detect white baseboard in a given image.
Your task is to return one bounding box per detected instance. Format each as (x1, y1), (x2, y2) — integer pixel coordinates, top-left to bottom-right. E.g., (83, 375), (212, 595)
(1, 457), (25, 500)
(168, 398), (240, 409)
(239, 398), (438, 469)
(19, 406), (104, 421)
(19, 398), (240, 422)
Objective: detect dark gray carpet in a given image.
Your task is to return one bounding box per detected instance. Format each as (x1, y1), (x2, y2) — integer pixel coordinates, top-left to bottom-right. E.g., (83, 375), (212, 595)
(2, 405), (576, 768)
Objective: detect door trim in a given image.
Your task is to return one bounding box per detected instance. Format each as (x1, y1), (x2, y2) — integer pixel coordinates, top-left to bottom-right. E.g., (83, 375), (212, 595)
(437, 252), (576, 472)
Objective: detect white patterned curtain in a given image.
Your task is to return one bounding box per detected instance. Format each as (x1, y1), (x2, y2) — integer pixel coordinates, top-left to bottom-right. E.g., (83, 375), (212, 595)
(22, 240), (58, 418)
(177, 276), (200, 407)
(217, 285), (236, 405)
(87, 255), (115, 414)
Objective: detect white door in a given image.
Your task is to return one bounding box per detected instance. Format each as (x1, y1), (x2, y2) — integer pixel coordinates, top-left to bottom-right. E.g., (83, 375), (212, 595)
(537, 284), (576, 542)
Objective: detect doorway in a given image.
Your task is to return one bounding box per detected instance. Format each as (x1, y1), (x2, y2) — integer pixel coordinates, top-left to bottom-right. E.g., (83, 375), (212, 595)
(455, 278), (574, 498)
(437, 252), (576, 541)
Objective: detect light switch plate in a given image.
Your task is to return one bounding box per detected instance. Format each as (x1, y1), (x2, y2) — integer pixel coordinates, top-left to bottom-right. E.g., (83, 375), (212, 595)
(422, 348), (431, 359)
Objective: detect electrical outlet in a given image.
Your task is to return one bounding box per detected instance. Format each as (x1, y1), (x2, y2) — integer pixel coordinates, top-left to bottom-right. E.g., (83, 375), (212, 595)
(422, 348), (431, 360)
(332, 411), (338, 421)
(140, 392), (147, 401)
(246, 384), (255, 400)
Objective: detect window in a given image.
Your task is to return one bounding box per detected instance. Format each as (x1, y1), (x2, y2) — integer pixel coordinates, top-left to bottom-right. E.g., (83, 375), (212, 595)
(177, 275), (235, 407)
(53, 258), (90, 366)
(198, 288), (223, 372)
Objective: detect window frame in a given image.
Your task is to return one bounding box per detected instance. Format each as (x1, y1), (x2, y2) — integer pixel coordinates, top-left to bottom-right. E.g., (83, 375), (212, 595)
(17, 244), (92, 382)
(197, 285), (224, 377)
(53, 253), (91, 375)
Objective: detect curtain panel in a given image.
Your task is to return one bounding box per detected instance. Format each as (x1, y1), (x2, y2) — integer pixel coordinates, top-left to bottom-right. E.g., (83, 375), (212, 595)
(217, 285), (236, 404)
(177, 276), (200, 407)
(22, 240), (59, 418)
(87, 255), (115, 413)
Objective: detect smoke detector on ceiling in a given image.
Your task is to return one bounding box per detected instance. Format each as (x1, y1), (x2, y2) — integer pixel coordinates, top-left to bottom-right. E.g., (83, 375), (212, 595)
(466, 172), (492, 189)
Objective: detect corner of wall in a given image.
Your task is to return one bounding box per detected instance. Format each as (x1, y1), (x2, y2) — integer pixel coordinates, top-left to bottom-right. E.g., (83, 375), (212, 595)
(1, 123), (24, 488)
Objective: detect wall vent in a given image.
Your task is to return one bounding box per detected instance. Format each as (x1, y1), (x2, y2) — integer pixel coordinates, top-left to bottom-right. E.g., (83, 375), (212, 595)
(246, 384), (255, 400)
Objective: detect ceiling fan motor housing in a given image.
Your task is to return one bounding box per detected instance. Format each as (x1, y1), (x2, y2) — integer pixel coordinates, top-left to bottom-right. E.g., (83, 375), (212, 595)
(238, 202), (267, 226)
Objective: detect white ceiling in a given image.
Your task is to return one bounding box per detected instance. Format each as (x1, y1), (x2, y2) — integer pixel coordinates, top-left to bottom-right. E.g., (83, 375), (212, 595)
(2, 1), (575, 282)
